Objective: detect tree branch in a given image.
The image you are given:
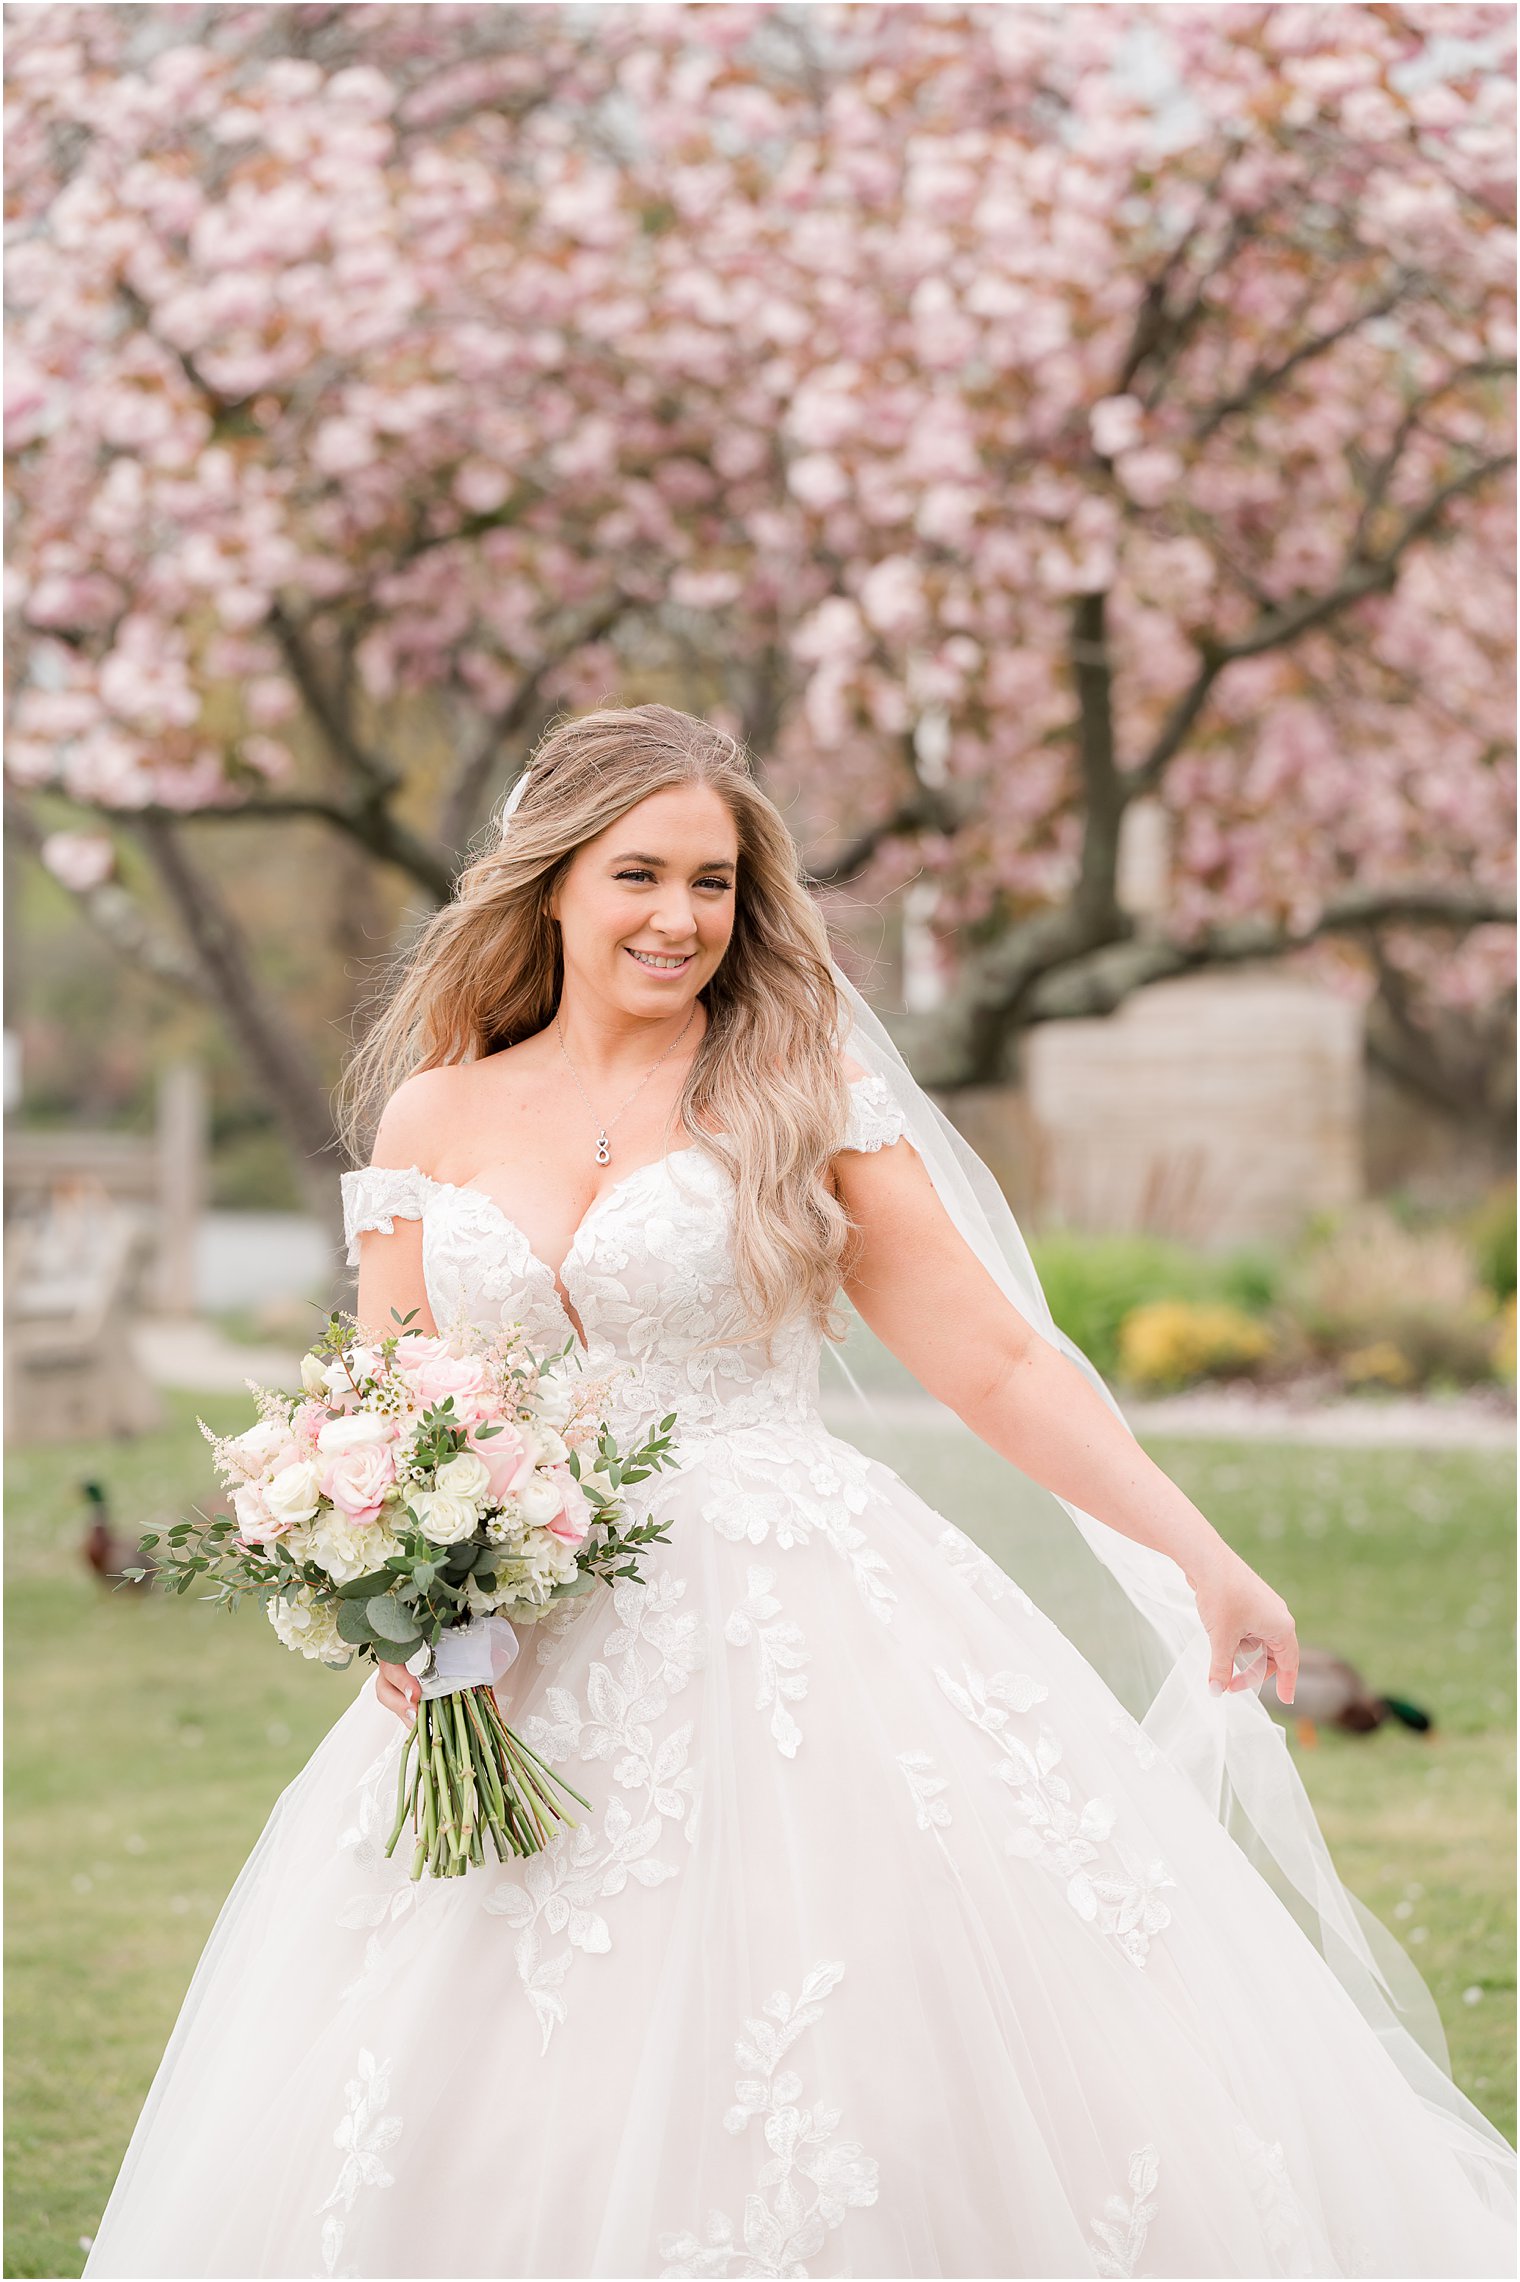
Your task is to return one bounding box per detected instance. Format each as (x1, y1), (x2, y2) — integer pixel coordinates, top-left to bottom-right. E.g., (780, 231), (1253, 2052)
(129, 817), (346, 1242)
(1068, 589), (1127, 932)
(1023, 883), (1516, 1018)
(906, 881), (1516, 1085)
(91, 791), (458, 903)
(1127, 449), (1516, 798)
(5, 797), (210, 1000)
(438, 591), (631, 853)
(267, 601), (398, 792)
(805, 729), (966, 890)
(1192, 275), (1413, 441)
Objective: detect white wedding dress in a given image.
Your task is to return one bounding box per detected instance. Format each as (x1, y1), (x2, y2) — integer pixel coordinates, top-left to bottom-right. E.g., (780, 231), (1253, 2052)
(84, 1073), (1515, 2280)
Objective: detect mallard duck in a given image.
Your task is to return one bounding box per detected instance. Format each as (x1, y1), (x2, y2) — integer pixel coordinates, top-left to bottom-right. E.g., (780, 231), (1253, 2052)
(1256, 1645), (1432, 1748)
(80, 1479), (154, 1591)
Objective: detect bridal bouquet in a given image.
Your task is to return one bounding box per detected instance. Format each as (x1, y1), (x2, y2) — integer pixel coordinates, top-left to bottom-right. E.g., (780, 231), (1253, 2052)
(127, 1307), (678, 1881)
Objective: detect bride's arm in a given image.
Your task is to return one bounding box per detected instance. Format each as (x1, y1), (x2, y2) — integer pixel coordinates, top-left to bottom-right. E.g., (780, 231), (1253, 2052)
(346, 1076), (453, 1728)
(832, 1081), (1298, 1705)
(350, 1074), (445, 1344)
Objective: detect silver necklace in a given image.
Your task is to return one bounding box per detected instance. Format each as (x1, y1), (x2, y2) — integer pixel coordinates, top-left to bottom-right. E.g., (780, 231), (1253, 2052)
(555, 1006), (698, 1165)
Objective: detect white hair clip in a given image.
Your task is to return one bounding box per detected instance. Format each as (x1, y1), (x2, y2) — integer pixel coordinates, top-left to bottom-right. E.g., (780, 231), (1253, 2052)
(497, 766), (534, 841)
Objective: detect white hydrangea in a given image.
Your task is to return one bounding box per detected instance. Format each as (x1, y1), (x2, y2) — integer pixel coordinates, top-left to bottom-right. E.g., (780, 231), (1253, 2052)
(482, 1530), (582, 1615)
(533, 1530), (583, 1586)
(286, 1514), (404, 1584)
(462, 1570), (526, 1619)
(266, 1587), (352, 1666)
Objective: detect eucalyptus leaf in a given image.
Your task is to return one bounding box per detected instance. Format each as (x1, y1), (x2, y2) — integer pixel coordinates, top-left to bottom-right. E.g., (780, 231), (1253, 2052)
(365, 1594), (422, 1644)
(337, 1600), (385, 1646)
(337, 1566), (399, 1599)
(549, 1571), (598, 1600)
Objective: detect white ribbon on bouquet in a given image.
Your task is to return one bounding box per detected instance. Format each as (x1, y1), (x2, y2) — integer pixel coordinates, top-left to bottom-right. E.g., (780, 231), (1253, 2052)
(407, 1613), (520, 1700)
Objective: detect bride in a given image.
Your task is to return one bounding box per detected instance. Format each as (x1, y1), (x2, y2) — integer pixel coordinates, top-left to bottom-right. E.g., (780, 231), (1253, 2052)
(85, 704), (1514, 2278)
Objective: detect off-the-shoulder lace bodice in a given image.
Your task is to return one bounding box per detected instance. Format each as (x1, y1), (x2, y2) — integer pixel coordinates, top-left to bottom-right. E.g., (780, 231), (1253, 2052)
(340, 1070), (909, 1460)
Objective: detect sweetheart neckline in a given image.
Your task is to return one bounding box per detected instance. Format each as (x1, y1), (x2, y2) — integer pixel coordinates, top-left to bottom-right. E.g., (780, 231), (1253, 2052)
(400, 1148), (709, 1353)
(357, 1071), (887, 1354)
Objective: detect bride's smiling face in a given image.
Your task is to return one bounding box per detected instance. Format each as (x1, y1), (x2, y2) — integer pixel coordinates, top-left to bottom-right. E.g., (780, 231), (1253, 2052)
(549, 781), (739, 1015)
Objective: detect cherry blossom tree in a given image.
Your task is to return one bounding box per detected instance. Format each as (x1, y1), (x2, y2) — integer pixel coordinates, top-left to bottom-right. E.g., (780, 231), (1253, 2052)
(6, 1), (1514, 1207)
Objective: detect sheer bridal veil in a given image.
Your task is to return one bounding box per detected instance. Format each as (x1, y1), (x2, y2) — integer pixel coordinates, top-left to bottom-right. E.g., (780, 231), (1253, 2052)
(829, 961), (1513, 2204)
(497, 756), (1513, 2207)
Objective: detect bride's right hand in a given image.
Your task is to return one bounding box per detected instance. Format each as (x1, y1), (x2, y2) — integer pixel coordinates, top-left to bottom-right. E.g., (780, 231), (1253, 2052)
(376, 1658), (421, 1726)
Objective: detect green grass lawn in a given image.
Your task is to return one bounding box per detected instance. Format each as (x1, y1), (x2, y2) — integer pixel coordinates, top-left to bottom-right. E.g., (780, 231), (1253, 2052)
(6, 1395), (1514, 2278)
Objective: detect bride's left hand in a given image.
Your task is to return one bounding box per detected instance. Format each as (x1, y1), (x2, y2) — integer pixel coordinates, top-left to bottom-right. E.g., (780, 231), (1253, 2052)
(1183, 1545), (1299, 1706)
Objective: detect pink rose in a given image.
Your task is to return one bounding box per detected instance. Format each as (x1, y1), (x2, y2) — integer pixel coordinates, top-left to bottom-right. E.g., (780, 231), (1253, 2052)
(464, 1416), (537, 1502)
(544, 1462), (593, 1546)
(231, 1480), (285, 1544)
(405, 1353), (494, 1420)
(321, 1441), (396, 1526)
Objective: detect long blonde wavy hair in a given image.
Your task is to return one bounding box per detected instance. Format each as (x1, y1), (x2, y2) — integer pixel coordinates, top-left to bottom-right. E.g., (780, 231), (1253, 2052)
(338, 704), (862, 1357)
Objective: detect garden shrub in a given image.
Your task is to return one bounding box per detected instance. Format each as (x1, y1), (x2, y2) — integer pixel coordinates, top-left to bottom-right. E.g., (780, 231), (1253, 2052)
(1464, 1182), (1517, 1303)
(1029, 1230), (1279, 1379)
(1280, 1203), (1503, 1387)
(1117, 1299), (1276, 1392)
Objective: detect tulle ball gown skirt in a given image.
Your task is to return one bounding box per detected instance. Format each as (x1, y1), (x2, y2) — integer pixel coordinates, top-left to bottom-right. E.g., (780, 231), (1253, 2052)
(81, 1430), (1516, 2278)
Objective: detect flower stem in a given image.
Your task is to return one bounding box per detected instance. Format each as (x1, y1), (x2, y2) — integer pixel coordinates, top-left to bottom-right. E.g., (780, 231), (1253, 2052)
(389, 1683), (595, 1877)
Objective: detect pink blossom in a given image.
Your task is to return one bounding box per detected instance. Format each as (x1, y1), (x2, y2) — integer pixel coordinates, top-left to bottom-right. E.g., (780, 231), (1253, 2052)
(40, 832), (115, 892)
(1089, 393), (1144, 457)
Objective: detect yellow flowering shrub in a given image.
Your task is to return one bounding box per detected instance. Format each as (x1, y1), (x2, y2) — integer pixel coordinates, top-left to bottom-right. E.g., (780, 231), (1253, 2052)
(1494, 1293), (1517, 1385)
(1117, 1300), (1275, 1393)
(1341, 1340), (1416, 1390)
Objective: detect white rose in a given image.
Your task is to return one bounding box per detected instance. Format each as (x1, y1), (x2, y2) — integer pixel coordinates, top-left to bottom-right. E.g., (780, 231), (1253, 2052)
(316, 1411), (395, 1456)
(406, 1489), (479, 1545)
(434, 1450), (492, 1506)
(232, 1417), (289, 1466)
(299, 1350), (329, 1396)
(517, 1474), (563, 1527)
(532, 1380), (575, 1429)
(530, 1424), (569, 1465)
(321, 1347), (380, 1402)
(264, 1459), (323, 1528)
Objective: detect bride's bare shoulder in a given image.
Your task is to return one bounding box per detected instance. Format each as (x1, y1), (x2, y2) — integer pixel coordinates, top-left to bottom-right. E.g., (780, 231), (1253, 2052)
(367, 1068), (457, 1174)
(365, 1040), (536, 1177)
(369, 1048), (531, 1173)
